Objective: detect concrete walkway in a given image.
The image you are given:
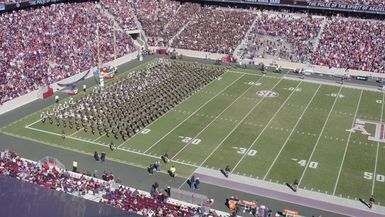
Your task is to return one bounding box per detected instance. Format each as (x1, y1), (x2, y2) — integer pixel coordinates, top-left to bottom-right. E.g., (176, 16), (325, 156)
(194, 167), (385, 217)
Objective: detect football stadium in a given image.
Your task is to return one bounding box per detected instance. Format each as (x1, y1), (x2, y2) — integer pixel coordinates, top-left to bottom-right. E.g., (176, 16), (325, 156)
(0, 0), (385, 217)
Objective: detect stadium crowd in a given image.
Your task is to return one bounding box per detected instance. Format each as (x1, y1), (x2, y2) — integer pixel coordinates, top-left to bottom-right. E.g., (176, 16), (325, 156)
(41, 60), (224, 140)
(171, 7), (254, 54)
(239, 13), (322, 63)
(147, 2), (201, 47)
(100, 0), (138, 31)
(0, 2), (136, 104)
(0, 149), (223, 216)
(313, 18), (385, 73)
(134, 0), (179, 38)
(2, 0), (385, 105)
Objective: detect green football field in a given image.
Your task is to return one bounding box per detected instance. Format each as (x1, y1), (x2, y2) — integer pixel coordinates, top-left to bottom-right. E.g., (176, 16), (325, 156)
(2, 61), (385, 206)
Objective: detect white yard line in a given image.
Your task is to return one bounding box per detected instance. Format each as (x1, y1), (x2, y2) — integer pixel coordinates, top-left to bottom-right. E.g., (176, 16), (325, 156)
(263, 84), (322, 180)
(332, 90), (363, 195)
(69, 128), (84, 137)
(372, 92), (384, 195)
(231, 81), (303, 173)
(171, 75), (265, 160)
(25, 125), (198, 168)
(116, 71), (232, 149)
(298, 85), (343, 185)
(93, 133), (106, 142)
(142, 74), (246, 153)
(27, 118), (42, 127)
(177, 76), (285, 189)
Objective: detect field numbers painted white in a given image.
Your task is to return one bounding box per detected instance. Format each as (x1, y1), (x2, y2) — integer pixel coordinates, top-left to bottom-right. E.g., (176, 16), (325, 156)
(347, 119), (385, 143)
(256, 90), (279, 98)
(376, 100), (382, 104)
(232, 147), (257, 156)
(329, 93), (344, 98)
(287, 87), (302, 92)
(247, 81), (262, 86)
(364, 172), (385, 182)
(295, 159), (318, 169)
(179, 136), (201, 145)
(141, 129), (151, 134)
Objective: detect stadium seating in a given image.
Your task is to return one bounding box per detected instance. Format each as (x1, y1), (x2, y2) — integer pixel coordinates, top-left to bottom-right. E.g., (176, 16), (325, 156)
(0, 3), (136, 104)
(239, 13), (322, 63)
(133, 0), (180, 38)
(313, 18), (385, 73)
(100, 0), (138, 31)
(2, 0), (385, 105)
(0, 149), (224, 217)
(171, 6), (254, 54)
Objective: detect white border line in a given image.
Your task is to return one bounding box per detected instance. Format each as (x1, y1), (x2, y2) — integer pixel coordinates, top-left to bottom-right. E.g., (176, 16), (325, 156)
(25, 125), (198, 168)
(299, 85), (343, 185)
(333, 90), (363, 195)
(372, 92), (384, 195)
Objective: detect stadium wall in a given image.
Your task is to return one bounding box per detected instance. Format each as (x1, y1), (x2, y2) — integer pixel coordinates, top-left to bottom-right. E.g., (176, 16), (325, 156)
(180, 0), (385, 17)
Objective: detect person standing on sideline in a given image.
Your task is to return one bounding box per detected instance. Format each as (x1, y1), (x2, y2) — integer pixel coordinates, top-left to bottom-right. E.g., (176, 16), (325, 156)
(168, 165), (176, 178)
(101, 152), (106, 162)
(72, 160), (78, 172)
(83, 84), (87, 92)
(195, 177), (200, 189)
(369, 195), (375, 208)
(190, 176), (196, 189)
(94, 151), (99, 161)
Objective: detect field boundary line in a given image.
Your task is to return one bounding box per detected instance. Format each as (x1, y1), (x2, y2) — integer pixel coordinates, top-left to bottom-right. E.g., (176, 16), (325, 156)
(178, 76), (285, 189)
(284, 75), (382, 93)
(26, 118), (42, 128)
(24, 125), (198, 168)
(142, 73), (246, 153)
(171, 75), (265, 160)
(298, 85), (343, 185)
(263, 84), (322, 180)
(372, 92), (384, 195)
(332, 90), (363, 195)
(115, 71), (232, 148)
(231, 81), (303, 172)
(93, 133), (106, 142)
(0, 131), (177, 179)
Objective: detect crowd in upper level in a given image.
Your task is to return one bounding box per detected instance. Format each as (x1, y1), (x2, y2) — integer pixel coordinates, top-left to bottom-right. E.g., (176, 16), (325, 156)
(239, 14), (322, 63)
(171, 7), (254, 54)
(313, 18), (385, 73)
(100, 0), (138, 31)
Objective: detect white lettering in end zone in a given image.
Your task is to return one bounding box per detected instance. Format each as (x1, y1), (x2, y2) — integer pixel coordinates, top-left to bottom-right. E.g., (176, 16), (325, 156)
(347, 119), (385, 143)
